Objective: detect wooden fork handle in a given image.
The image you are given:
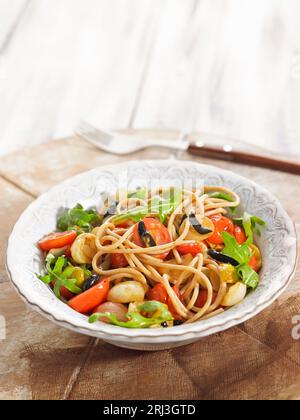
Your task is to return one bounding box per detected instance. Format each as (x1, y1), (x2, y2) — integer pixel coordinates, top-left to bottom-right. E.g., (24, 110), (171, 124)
(188, 144), (300, 175)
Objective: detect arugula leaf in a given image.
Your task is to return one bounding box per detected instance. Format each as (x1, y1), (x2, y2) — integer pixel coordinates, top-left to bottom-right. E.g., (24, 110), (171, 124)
(36, 273), (52, 284)
(221, 232), (260, 289)
(234, 212), (266, 244)
(222, 232), (251, 265)
(128, 188), (148, 200)
(112, 188), (182, 224)
(57, 204), (102, 233)
(111, 205), (148, 224)
(89, 301), (173, 328)
(237, 264), (260, 289)
(208, 192), (235, 202)
(36, 254), (82, 298)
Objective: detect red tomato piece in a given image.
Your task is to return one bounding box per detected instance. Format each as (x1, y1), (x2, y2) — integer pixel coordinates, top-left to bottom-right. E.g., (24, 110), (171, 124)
(177, 242), (203, 257)
(38, 231), (77, 252)
(195, 290), (218, 308)
(208, 215), (234, 245)
(233, 225), (247, 244)
(248, 256), (259, 272)
(50, 281), (74, 301)
(147, 283), (168, 304)
(132, 217), (171, 259)
(147, 284), (183, 320)
(60, 286), (75, 301)
(68, 278), (110, 314)
(110, 253), (129, 268)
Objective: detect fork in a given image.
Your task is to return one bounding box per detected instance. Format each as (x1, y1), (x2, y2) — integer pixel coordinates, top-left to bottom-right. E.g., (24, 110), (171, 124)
(75, 121), (300, 175)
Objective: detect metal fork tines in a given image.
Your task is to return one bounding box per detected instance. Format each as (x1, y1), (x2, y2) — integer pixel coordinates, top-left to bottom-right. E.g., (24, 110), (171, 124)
(75, 121), (189, 155)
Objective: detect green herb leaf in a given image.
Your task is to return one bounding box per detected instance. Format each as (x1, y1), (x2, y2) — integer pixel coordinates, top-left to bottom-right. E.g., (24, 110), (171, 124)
(89, 301), (173, 328)
(209, 192), (235, 202)
(128, 188), (148, 200)
(63, 278), (82, 294)
(37, 255), (82, 299)
(233, 212), (266, 244)
(222, 232), (251, 265)
(221, 232), (260, 289)
(237, 264), (260, 289)
(57, 204), (102, 233)
(52, 256), (67, 276)
(36, 273), (52, 284)
(113, 188), (182, 224)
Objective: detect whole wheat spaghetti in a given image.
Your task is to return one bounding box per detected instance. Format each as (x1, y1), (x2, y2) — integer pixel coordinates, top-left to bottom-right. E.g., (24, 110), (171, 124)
(37, 186), (265, 328)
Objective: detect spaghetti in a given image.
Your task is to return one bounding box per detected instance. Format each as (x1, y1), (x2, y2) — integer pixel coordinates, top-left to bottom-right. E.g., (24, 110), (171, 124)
(37, 186), (265, 328)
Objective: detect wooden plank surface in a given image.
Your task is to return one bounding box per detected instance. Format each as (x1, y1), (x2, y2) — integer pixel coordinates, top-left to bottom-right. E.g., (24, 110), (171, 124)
(0, 0), (161, 155)
(0, 0), (300, 156)
(134, 0), (300, 155)
(0, 178), (32, 283)
(0, 130), (300, 400)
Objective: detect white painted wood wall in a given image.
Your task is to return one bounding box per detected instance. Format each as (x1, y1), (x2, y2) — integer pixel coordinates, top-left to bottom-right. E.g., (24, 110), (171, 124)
(0, 0), (299, 156)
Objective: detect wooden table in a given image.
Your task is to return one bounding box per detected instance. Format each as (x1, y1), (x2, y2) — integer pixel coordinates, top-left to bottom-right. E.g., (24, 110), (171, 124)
(0, 130), (300, 400)
(1, 0), (300, 157)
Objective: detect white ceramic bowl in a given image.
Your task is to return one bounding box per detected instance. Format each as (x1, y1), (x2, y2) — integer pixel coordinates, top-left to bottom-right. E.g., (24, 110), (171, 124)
(6, 160), (297, 351)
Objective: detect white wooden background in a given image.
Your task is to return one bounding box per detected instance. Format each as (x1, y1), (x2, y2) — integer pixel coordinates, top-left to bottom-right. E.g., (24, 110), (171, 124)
(0, 0), (300, 157)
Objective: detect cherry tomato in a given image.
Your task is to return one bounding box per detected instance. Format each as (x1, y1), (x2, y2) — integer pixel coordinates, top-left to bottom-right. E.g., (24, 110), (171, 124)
(110, 253), (128, 268)
(208, 215), (234, 245)
(233, 225), (247, 244)
(177, 242), (203, 257)
(68, 278), (110, 314)
(195, 290), (218, 308)
(132, 218), (171, 259)
(38, 231), (77, 252)
(147, 283), (168, 304)
(248, 256), (259, 272)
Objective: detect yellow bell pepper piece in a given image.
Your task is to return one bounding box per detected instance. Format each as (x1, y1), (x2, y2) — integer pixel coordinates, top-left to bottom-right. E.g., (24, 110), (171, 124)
(219, 264), (239, 284)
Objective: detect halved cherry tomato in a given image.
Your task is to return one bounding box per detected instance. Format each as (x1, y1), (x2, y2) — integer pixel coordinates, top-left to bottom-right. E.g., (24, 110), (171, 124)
(68, 278), (110, 314)
(177, 242), (203, 257)
(195, 290), (218, 308)
(38, 231), (77, 252)
(248, 256), (259, 272)
(132, 218), (171, 259)
(147, 283), (168, 304)
(111, 253), (128, 268)
(208, 215), (234, 245)
(233, 225), (247, 244)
